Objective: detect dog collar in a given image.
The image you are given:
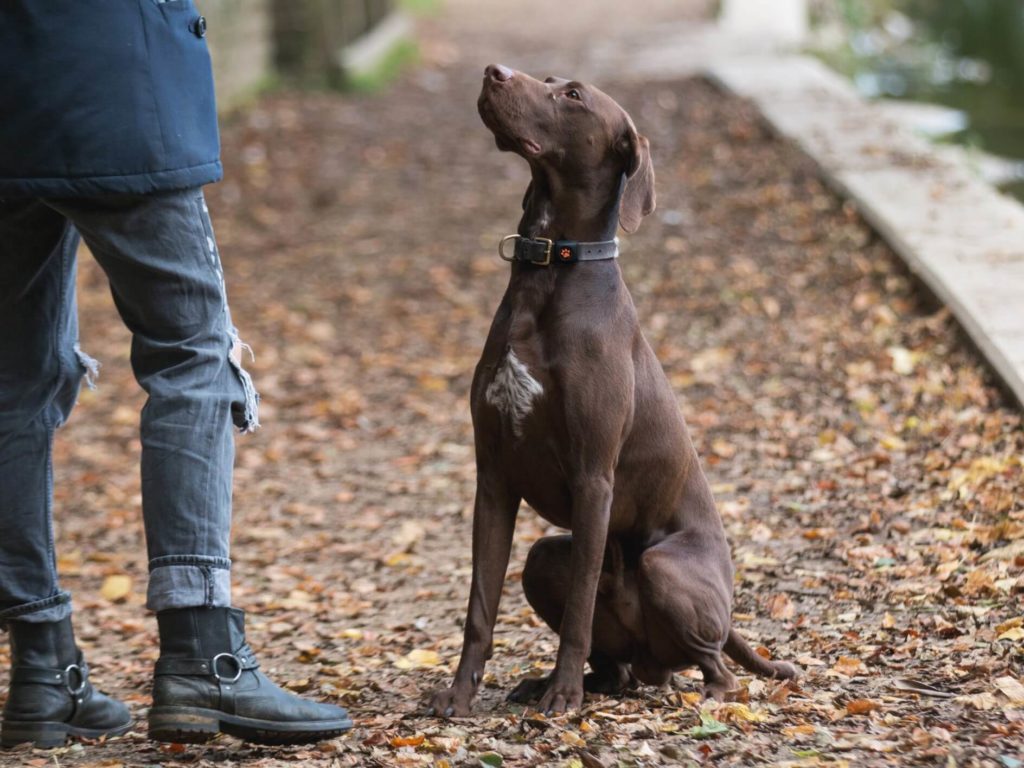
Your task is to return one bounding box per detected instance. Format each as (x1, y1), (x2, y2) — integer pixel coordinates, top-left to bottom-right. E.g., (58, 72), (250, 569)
(498, 235), (619, 266)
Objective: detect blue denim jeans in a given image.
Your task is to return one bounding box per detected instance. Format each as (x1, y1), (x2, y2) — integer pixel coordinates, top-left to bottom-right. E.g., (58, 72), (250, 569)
(0, 188), (259, 624)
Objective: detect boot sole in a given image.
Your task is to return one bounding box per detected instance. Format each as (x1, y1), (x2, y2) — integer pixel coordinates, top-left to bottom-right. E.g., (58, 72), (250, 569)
(148, 706), (353, 746)
(1, 718), (133, 748)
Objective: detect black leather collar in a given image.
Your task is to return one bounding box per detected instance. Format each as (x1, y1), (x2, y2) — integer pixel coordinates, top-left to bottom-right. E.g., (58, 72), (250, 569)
(499, 235), (619, 266)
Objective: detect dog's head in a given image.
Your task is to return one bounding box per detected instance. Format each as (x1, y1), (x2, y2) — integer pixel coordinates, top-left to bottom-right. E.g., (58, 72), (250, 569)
(478, 64), (655, 233)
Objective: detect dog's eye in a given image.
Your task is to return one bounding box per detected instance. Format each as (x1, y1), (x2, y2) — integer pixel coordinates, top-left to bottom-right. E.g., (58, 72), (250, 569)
(565, 88), (582, 100)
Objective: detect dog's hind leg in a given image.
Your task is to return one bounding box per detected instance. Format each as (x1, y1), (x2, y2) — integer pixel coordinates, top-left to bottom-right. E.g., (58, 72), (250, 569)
(637, 533), (740, 699)
(510, 535), (636, 702)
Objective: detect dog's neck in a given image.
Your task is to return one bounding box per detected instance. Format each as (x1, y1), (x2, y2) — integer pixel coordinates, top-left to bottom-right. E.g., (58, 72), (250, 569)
(504, 166), (624, 342)
(517, 166), (623, 243)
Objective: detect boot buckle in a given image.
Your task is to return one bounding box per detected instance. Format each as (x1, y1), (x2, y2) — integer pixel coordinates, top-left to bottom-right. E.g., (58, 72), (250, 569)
(64, 663), (88, 696)
(211, 653), (243, 683)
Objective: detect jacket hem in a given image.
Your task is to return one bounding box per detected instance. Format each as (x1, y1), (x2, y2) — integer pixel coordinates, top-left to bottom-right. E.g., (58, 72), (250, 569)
(0, 161), (223, 198)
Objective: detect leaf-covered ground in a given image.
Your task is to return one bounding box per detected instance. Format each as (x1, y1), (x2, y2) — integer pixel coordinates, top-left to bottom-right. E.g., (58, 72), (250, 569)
(2, 3), (1022, 767)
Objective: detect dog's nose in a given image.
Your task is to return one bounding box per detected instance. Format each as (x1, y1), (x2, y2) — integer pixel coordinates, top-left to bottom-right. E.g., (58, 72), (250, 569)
(485, 63), (515, 82)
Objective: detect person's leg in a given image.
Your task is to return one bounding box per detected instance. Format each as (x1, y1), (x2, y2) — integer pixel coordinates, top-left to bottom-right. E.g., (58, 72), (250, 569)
(0, 199), (80, 625)
(47, 189), (350, 745)
(46, 189), (257, 613)
(0, 199), (129, 747)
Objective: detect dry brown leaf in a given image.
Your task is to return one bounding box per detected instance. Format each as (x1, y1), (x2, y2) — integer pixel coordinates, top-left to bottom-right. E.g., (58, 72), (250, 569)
(715, 702), (767, 723)
(768, 593), (795, 620)
(782, 724), (817, 739)
(560, 730), (586, 747)
(994, 676), (1024, 705)
(100, 574), (132, 602)
(394, 649), (442, 669)
(995, 616), (1023, 634)
(963, 568), (996, 596)
(711, 439), (737, 458)
(981, 540), (1024, 562)
(392, 520), (425, 550)
(831, 656), (867, 676)
(845, 699), (881, 715)
(795, 655), (827, 667)
(887, 346), (916, 375)
(956, 692), (999, 710)
(390, 734), (425, 748)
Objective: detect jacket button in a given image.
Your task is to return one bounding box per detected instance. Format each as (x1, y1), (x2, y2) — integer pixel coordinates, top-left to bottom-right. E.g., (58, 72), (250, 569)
(192, 15), (207, 38)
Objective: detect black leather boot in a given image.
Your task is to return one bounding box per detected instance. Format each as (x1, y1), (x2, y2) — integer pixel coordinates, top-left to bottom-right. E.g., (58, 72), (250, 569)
(149, 607), (352, 745)
(1, 618), (132, 748)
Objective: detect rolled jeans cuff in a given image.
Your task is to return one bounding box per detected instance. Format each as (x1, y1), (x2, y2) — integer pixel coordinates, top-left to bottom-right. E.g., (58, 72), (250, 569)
(147, 557), (231, 612)
(0, 591), (72, 626)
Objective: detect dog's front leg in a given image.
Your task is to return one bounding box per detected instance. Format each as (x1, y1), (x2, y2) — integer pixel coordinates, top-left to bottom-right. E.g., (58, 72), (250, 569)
(429, 472), (519, 717)
(537, 474), (613, 714)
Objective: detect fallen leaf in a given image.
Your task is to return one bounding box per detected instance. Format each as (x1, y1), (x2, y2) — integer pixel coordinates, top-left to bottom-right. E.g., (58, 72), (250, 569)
(782, 724), (817, 739)
(795, 655), (827, 667)
(994, 676), (1024, 705)
(688, 708), (729, 739)
(392, 520), (425, 550)
(956, 692), (999, 710)
(716, 702), (767, 723)
(560, 730), (586, 747)
(963, 568), (996, 596)
(887, 346), (916, 375)
(845, 699), (881, 715)
(394, 649), (442, 669)
(100, 574), (132, 602)
(390, 734), (425, 748)
(981, 540), (1024, 562)
(711, 439), (737, 458)
(995, 616), (1024, 634)
(831, 656), (866, 676)
(768, 593), (795, 620)
(284, 677), (312, 692)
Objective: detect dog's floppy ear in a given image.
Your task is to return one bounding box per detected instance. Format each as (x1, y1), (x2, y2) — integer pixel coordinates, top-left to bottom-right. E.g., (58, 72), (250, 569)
(618, 127), (656, 234)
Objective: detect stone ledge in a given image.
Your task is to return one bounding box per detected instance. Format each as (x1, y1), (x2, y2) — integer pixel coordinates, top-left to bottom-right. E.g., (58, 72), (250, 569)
(707, 54), (1024, 409)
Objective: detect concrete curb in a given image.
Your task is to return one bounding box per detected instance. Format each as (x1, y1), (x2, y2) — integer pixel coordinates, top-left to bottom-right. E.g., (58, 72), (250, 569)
(709, 55), (1024, 410)
(338, 11), (413, 80)
(593, 29), (1024, 410)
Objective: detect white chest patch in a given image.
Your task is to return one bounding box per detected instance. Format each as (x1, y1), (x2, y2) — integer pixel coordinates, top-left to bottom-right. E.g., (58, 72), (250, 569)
(485, 349), (544, 437)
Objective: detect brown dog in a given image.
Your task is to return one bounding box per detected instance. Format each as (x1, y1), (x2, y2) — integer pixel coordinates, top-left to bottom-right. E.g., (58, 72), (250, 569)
(429, 64), (797, 717)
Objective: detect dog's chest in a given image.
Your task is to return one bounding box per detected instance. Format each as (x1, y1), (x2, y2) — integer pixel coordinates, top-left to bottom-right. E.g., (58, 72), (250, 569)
(484, 348), (544, 437)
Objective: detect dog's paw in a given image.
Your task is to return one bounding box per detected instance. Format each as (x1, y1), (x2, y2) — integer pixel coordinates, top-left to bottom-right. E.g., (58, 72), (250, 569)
(507, 675), (550, 704)
(535, 677), (583, 715)
(584, 666), (638, 695)
(427, 686), (473, 718)
(771, 661), (800, 680)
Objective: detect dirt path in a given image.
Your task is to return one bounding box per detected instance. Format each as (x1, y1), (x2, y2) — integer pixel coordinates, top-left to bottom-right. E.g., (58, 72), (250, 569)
(3, 3), (1022, 766)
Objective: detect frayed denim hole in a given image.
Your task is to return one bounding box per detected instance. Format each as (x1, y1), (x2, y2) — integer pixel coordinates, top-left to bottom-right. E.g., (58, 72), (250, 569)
(72, 343), (100, 390)
(227, 326), (260, 434)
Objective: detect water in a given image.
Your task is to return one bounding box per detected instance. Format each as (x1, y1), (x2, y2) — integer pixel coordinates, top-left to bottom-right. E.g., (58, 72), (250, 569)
(823, 0), (1024, 201)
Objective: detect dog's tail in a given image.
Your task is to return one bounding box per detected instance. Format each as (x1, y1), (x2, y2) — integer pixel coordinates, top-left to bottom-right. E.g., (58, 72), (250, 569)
(723, 629), (799, 680)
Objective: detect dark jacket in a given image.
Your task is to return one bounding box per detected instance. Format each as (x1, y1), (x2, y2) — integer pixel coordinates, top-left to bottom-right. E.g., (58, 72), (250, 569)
(0, 0), (222, 197)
